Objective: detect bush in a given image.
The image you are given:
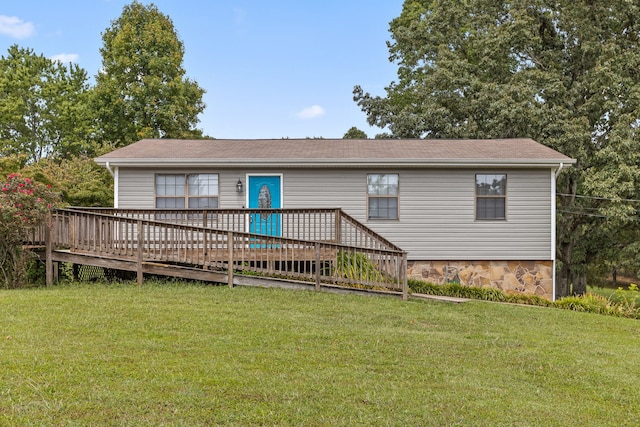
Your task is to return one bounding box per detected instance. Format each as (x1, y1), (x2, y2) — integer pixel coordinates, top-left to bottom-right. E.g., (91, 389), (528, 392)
(555, 293), (612, 314)
(408, 279), (552, 306)
(334, 250), (388, 284)
(409, 278), (640, 319)
(0, 173), (59, 288)
(608, 284), (639, 318)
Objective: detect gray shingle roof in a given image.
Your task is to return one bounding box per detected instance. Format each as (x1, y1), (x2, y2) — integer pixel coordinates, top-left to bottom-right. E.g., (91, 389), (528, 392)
(95, 138), (575, 168)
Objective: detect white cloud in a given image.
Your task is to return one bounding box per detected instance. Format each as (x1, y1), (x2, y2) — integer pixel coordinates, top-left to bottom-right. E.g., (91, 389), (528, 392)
(296, 105), (326, 120)
(0, 15), (35, 39)
(50, 53), (79, 64)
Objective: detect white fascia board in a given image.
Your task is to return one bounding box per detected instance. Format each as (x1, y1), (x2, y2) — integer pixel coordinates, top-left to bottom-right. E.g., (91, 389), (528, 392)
(95, 158), (575, 169)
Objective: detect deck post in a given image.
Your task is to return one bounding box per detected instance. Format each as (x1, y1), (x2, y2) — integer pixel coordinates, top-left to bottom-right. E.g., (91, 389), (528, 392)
(401, 252), (408, 301)
(43, 208), (405, 295)
(315, 243), (321, 291)
(45, 212), (53, 287)
(334, 208), (342, 244)
(137, 219), (143, 286)
(227, 231), (234, 288)
(202, 210), (208, 268)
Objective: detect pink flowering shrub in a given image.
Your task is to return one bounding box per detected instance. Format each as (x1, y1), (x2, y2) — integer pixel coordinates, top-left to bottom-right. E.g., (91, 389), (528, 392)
(0, 173), (59, 288)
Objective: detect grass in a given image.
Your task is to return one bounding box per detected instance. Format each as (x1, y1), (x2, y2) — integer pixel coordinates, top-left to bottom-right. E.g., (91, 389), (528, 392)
(1, 281), (639, 426)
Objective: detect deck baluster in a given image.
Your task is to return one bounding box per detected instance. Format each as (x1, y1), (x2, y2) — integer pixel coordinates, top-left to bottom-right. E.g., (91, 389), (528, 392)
(41, 208), (405, 294)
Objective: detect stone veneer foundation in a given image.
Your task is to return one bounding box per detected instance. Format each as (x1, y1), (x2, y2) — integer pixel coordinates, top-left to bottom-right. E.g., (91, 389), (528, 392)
(407, 260), (554, 300)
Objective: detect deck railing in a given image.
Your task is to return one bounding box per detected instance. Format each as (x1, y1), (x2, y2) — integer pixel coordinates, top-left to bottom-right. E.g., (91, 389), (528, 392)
(45, 208), (407, 297)
(67, 207), (402, 251)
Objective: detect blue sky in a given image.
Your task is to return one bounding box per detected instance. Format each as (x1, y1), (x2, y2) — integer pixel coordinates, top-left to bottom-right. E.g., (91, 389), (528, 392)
(0, 1), (403, 139)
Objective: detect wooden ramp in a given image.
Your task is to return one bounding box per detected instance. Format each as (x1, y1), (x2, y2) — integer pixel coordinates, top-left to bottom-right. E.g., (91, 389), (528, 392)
(39, 208), (408, 299)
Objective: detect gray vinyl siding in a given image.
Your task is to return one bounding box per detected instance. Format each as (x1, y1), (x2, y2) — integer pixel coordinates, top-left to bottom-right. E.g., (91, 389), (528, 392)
(282, 170), (367, 217)
(378, 169), (552, 261)
(117, 168), (154, 208)
(116, 167), (553, 261)
(281, 168), (552, 261)
(117, 168), (247, 209)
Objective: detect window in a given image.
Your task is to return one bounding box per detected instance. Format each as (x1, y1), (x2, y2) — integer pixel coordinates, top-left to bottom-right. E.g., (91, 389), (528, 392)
(155, 174), (219, 209)
(367, 173), (398, 220)
(187, 174), (218, 208)
(155, 174), (185, 208)
(476, 174), (506, 220)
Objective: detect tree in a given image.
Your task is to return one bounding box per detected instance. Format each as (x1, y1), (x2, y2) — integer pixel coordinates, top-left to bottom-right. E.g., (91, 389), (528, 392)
(0, 173), (59, 288)
(22, 155), (114, 207)
(94, 1), (206, 148)
(0, 45), (93, 163)
(0, 154), (27, 178)
(343, 126), (368, 139)
(354, 0), (640, 296)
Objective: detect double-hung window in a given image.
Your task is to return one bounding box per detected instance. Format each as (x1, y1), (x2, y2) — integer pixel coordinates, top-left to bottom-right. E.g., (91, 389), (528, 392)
(155, 174), (219, 209)
(367, 173), (399, 220)
(187, 174), (218, 208)
(155, 174), (186, 208)
(475, 174), (506, 220)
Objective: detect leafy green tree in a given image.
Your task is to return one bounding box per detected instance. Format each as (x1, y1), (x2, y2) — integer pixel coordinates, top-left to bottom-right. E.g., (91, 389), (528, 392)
(94, 1), (206, 147)
(343, 127), (368, 139)
(22, 156), (113, 207)
(0, 173), (59, 288)
(0, 154), (27, 178)
(354, 0), (640, 296)
(0, 45), (93, 163)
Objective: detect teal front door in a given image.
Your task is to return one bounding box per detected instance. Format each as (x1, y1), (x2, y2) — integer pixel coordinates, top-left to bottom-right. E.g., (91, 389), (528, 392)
(248, 175), (282, 236)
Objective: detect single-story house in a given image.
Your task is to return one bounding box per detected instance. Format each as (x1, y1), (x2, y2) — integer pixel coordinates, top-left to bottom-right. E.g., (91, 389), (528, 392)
(95, 138), (575, 300)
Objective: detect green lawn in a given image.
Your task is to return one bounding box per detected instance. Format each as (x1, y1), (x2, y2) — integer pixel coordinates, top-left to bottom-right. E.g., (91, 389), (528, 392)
(589, 284), (640, 306)
(1, 282), (639, 426)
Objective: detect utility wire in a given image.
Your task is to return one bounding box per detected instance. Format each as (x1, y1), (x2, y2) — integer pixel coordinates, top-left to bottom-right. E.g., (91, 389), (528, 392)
(557, 193), (640, 203)
(557, 209), (609, 218)
(558, 205), (603, 211)
(556, 192), (640, 218)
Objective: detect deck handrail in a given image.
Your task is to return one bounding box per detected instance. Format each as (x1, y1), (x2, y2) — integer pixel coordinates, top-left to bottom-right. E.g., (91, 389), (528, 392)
(43, 208), (408, 298)
(65, 207), (402, 251)
(337, 209), (402, 251)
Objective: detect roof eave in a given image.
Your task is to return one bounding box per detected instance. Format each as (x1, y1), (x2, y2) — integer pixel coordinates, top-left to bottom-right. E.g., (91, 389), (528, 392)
(95, 158), (576, 168)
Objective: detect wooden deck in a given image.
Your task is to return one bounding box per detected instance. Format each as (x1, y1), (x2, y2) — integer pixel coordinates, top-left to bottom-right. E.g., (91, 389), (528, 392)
(37, 208), (408, 299)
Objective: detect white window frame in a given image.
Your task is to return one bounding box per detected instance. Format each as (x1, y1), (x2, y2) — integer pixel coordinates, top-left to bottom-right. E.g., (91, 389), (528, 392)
(475, 173), (507, 220)
(367, 173), (399, 220)
(155, 174), (186, 209)
(155, 173), (219, 209)
(186, 173), (219, 209)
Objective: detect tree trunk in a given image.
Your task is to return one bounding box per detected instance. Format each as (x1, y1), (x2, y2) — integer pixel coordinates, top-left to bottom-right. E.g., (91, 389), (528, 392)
(572, 271), (587, 295)
(555, 172), (580, 299)
(556, 239), (573, 299)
